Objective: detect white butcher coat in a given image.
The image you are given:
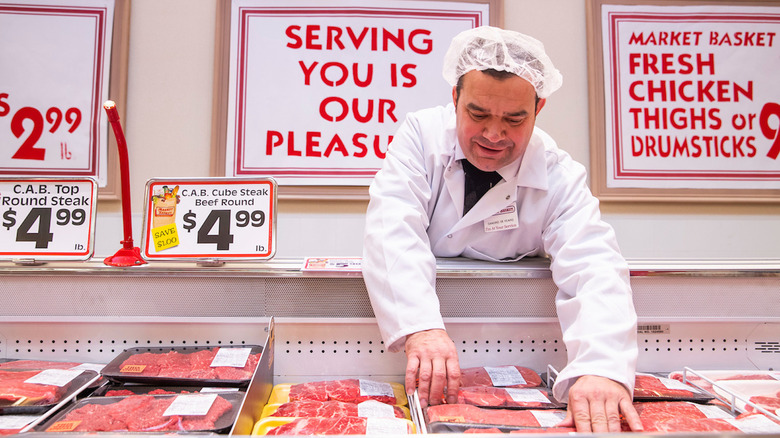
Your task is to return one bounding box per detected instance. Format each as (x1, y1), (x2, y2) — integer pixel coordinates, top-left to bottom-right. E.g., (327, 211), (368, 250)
(362, 103), (638, 402)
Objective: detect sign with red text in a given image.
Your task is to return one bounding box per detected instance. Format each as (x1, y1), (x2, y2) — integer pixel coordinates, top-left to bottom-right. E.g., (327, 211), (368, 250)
(0, 178), (98, 261)
(226, 0), (489, 185)
(141, 178), (277, 261)
(0, 0), (114, 187)
(601, 4), (780, 190)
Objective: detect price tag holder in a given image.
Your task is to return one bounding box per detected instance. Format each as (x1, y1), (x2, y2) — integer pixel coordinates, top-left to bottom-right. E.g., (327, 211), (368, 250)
(141, 178), (277, 261)
(0, 177), (97, 261)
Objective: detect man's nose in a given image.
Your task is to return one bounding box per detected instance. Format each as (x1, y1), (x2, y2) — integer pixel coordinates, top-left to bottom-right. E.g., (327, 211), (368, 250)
(482, 119), (505, 142)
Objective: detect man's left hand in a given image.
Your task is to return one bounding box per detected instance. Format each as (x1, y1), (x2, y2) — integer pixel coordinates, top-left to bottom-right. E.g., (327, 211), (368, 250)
(556, 375), (643, 432)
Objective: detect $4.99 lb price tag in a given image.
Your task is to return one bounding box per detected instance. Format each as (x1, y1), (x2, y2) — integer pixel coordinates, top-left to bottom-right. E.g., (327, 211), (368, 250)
(0, 178), (97, 261)
(141, 178), (277, 261)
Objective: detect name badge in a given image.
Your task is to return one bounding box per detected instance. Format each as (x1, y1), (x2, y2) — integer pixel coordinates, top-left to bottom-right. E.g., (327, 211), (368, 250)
(484, 204), (519, 233)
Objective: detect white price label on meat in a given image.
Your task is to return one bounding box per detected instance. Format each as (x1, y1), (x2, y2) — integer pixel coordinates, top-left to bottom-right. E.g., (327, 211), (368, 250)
(141, 178), (277, 260)
(0, 178), (97, 260)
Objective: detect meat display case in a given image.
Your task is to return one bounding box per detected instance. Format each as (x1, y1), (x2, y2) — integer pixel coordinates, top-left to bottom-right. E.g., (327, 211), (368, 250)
(1, 257), (778, 435)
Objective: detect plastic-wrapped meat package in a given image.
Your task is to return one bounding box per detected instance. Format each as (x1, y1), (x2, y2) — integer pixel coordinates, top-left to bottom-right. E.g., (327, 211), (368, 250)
(427, 404), (566, 428)
(633, 373), (712, 401)
(269, 400), (406, 419)
(41, 393), (240, 433)
(460, 366), (542, 388)
(287, 379), (398, 405)
(264, 417), (413, 435)
(457, 386), (563, 409)
(633, 401), (735, 432)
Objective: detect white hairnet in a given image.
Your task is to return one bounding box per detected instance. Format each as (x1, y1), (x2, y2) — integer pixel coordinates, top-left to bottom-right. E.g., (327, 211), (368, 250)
(442, 26), (563, 99)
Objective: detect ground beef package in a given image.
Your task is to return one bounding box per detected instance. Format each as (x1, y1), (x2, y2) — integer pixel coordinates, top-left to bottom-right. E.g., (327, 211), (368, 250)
(101, 345), (263, 387)
(39, 392), (243, 433)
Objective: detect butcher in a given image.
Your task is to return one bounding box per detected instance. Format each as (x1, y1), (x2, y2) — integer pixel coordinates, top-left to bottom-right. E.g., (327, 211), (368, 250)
(362, 26), (642, 432)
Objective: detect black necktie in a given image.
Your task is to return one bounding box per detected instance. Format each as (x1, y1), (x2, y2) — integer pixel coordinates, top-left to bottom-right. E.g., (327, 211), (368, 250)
(462, 160), (502, 214)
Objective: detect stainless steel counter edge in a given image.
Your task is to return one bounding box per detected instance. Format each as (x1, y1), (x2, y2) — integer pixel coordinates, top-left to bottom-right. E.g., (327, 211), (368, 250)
(1, 257), (780, 278)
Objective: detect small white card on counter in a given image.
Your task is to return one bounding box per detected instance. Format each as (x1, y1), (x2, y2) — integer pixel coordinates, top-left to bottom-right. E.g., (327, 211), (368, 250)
(505, 388), (550, 403)
(359, 379), (394, 397)
(24, 369), (83, 387)
(365, 418), (409, 435)
(484, 205), (519, 233)
(210, 347), (251, 367)
(357, 400), (396, 418)
(163, 394), (217, 417)
(484, 366), (527, 387)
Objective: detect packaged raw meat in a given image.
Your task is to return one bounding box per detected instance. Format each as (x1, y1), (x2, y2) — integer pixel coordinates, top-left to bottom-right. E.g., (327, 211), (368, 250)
(254, 416), (414, 435)
(460, 366), (543, 388)
(712, 380), (780, 415)
(668, 369), (779, 394)
(633, 373), (713, 401)
(426, 404), (566, 429)
(270, 379), (407, 406)
(633, 401), (736, 432)
(263, 400), (408, 419)
(457, 386), (564, 409)
(0, 369), (99, 415)
(39, 392), (243, 433)
(101, 345), (263, 386)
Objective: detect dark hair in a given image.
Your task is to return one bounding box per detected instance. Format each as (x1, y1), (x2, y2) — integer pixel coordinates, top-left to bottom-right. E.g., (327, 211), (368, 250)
(455, 69), (540, 110)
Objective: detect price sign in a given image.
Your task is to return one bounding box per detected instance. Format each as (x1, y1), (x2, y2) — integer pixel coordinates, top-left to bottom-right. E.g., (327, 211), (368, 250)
(0, 177), (97, 261)
(0, 1), (114, 185)
(141, 178), (277, 260)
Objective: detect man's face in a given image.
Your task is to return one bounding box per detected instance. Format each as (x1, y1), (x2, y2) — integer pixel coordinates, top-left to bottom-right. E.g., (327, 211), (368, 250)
(453, 70), (545, 172)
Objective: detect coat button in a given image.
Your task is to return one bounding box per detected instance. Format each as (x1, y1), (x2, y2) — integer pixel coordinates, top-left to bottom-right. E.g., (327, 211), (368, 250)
(447, 234), (452, 238)
(506, 195), (510, 200)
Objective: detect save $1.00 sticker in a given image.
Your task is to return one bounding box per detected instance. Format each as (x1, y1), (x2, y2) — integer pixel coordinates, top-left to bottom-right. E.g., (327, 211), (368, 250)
(141, 178), (276, 261)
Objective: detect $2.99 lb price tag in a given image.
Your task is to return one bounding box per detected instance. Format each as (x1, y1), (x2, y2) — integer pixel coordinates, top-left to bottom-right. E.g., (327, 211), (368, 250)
(0, 178), (97, 261)
(141, 178), (277, 261)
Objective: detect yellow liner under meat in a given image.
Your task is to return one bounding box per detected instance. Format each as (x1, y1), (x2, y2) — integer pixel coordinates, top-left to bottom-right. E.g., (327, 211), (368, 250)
(252, 416), (416, 436)
(261, 402), (411, 419)
(268, 382), (408, 406)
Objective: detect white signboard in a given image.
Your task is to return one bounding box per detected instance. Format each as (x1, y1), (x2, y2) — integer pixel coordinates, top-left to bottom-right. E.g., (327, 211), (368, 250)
(141, 178), (277, 261)
(601, 4), (780, 190)
(226, 0), (489, 185)
(0, 0), (114, 186)
(0, 178), (98, 261)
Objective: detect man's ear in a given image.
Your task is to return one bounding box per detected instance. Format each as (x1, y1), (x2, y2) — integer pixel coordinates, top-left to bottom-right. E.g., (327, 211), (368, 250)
(536, 98), (547, 116)
(452, 85), (459, 107)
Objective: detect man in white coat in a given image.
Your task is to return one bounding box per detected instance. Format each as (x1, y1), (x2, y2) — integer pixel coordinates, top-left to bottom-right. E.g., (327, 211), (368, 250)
(362, 26), (642, 432)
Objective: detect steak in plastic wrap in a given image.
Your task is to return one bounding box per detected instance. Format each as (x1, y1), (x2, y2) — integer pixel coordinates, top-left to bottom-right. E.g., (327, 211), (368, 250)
(45, 394), (234, 432)
(460, 366), (542, 388)
(0, 370), (62, 406)
(288, 379), (397, 405)
(669, 370), (778, 394)
(744, 392), (780, 414)
(118, 349), (260, 381)
(270, 400), (405, 419)
(427, 404), (566, 428)
(265, 417), (412, 435)
(633, 374), (710, 400)
(649, 412), (780, 433)
(457, 386), (562, 409)
(634, 401), (734, 432)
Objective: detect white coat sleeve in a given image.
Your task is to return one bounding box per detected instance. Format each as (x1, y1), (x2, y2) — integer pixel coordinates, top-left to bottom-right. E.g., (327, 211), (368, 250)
(542, 156), (638, 403)
(362, 112), (445, 353)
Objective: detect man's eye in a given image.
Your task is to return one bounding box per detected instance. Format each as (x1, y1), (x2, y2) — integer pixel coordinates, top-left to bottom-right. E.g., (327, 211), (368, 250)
(507, 118), (524, 125)
(470, 112), (488, 120)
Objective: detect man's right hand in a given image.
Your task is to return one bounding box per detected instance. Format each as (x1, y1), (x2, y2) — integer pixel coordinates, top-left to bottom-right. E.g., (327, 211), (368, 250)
(404, 329), (461, 407)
